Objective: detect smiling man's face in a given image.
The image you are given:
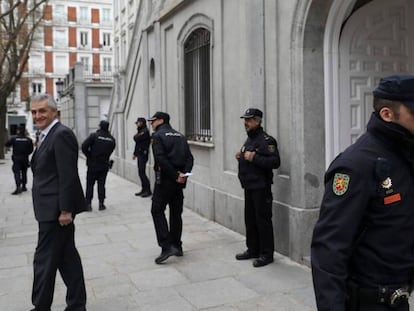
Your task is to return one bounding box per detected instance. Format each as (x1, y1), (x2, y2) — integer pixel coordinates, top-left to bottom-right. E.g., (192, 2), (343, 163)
(31, 99), (57, 130)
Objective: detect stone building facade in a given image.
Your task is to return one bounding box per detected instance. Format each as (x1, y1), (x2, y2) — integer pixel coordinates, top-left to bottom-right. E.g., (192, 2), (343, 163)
(108, 0), (412, 263)
(58, 62), (113, 144)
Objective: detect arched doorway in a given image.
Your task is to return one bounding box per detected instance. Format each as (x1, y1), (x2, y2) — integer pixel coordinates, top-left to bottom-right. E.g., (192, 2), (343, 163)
(324, 0), (414, 162)
(338, 0), (414, 150)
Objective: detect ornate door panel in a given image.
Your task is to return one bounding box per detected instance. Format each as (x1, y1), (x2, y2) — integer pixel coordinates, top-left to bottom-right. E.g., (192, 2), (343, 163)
(338, 0), (413, 151)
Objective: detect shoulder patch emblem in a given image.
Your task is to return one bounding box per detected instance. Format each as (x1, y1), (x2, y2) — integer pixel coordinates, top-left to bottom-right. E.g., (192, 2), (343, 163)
(268, 145), (276, 153)
(333, 173), (350, 196)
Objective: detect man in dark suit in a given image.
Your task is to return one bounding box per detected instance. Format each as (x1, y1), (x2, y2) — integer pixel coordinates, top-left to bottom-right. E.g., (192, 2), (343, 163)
(30, 94), (87, 311)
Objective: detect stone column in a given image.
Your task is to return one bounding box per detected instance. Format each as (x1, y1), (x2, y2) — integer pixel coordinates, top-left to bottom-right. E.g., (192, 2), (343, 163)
(245, 1), (265, 110)
(73, 62), (88, 144)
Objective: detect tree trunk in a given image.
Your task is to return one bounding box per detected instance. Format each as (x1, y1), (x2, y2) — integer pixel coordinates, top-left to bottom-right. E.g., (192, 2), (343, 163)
(0, 98), (6, 160)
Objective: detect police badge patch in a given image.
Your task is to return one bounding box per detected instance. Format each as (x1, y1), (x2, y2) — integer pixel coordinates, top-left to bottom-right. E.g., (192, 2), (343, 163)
(332, 173), (350, 196)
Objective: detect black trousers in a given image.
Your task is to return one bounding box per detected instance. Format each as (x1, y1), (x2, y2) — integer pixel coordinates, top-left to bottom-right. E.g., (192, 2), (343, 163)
(151, 179), (184, 250)
(244, 187), (274, 258)
(137, 154), (150, 192)
(85, 169), (108, 203)
(32, 221), (86, 311)
(12, 157), (28, 188)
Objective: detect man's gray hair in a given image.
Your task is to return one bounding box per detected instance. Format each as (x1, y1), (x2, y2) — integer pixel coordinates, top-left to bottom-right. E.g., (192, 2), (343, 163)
(31, 94), (57, 110)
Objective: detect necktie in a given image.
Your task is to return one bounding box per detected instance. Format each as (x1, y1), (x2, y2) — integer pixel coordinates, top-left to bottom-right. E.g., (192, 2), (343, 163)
(37, 133), (45, 148)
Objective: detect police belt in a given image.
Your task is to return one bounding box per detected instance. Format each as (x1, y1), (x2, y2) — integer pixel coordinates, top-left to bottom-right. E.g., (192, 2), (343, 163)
(348, 281), (412, 307)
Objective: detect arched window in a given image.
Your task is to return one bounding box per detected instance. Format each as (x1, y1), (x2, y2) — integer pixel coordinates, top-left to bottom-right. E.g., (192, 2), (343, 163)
(184, 27), (211, 142)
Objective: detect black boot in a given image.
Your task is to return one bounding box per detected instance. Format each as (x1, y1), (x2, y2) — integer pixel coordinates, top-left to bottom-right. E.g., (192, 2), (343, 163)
(11, 187), (21, 195)
(99, 202), (106, 210)
(155, 245), (180, 264)
(85, 202), (92, 212)
(21, 185), (27, 192)
(140, 190), (152, 198)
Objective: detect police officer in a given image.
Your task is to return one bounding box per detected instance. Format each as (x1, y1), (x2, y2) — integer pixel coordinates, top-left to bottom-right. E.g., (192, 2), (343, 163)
(133, 117), (151, 197)
(5, 126), (34, 194)
(81, 120), (116, 211)
(235, 108), (280, 267)
(148, 111), (194, 264)
(311, 75), (414, 311)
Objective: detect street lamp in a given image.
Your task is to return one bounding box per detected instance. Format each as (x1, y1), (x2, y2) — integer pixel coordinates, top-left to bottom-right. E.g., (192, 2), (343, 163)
(55, 78), (64, 97)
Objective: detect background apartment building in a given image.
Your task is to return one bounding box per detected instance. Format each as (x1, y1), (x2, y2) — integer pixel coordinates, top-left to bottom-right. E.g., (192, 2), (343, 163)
(7, 0), (113, 137)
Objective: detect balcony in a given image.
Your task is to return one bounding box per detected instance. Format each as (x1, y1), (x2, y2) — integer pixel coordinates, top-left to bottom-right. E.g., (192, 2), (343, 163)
(83, 68), (114, 82)
(62, 65), (114, 85)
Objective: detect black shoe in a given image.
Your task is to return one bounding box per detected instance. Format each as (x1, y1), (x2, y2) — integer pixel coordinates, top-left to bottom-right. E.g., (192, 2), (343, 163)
(155, 246), (180, 264)
(176, 246), (183, 257)
(21, 185), (27, 192)
(11, 188), (21, 195)
(253, 256), (274, 267)
(99, 203), (106, 211)
(135, 190), (143, 196)
(85, 203), (92, 212)
(140, 190), (152, 198)
(235, 250), (259, 260)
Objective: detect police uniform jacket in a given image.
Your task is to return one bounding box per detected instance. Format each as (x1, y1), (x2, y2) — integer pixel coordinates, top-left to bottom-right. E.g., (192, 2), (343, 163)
(81, 129), (116, 171)
(152, 123), (193, 186)
(311, 113), (414, 311)
(5, 133), (33, 162)
(133, 126), (150, 156)
(238, 126), (280, 189)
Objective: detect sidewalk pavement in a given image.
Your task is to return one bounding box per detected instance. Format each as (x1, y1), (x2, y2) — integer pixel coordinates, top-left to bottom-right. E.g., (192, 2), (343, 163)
(0, 154), (316, 311)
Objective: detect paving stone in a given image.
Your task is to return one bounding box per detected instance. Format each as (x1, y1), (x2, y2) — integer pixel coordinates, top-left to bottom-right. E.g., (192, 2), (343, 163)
(0, 155), (318, 310)
(176, 277), (258, 309)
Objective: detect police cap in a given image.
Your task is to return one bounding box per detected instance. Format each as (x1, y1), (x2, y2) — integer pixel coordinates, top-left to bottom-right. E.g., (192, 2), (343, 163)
(135, 117), (146, 124)
(240, 108), (263, 119)
(99, 120), (109, 130)
(148, 111), (170, 123)
(373, 75), (414, 110)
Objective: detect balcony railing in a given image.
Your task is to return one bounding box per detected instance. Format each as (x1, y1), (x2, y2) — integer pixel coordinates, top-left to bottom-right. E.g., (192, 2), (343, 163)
(83, 67), (114, 81)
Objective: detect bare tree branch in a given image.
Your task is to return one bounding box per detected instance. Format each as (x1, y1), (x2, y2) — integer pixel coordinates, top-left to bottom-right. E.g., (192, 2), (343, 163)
(0, 0), (49, 159)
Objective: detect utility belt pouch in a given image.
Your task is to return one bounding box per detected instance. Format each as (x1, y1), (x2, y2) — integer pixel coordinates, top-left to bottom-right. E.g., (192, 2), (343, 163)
(347, 279), (411, 308)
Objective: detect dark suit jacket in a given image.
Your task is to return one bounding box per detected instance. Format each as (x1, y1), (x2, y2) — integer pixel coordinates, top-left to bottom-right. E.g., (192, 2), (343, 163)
(31, 122), (87, 222)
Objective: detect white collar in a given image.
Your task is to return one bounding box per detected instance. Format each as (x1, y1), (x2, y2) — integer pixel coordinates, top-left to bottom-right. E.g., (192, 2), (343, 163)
(41, 119), (59, 138)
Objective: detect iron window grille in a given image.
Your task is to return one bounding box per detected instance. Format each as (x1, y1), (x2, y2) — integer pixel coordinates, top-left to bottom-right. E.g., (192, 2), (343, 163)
(184, 27), (212, 142)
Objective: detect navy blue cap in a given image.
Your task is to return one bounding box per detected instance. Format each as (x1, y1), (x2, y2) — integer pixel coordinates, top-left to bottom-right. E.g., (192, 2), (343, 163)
(373, 75), (414, 110)
(99, 120), (109, 130)
(148, 111), (170, 123)
(135, 117), (146, 124)
(240, 108), (263, 119)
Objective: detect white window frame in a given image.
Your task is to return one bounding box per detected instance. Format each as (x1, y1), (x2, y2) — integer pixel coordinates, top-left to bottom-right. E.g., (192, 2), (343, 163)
(79, 30), (89, 47)
(54, 4), (65, 22)
(102, 8), (111, 23)
(53, 53), (68, 75)
(29, 53), (44, 75)
(32, 82), (43, 95)
(102, 33), (111, 47)
(79, 56), (91, 72)
(102, 57), (112, 72)
(54, 28), (67, 47)
(79, 7), (88, 22)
